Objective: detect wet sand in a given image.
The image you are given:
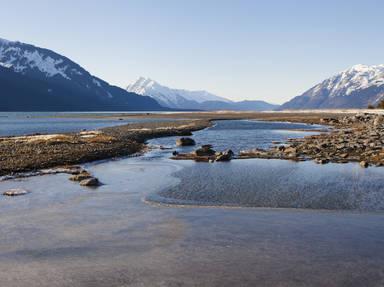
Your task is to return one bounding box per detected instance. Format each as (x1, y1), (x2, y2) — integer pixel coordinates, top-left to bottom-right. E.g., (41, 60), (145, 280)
(0, 157), (383, 287)
(0, 119), (210, 175)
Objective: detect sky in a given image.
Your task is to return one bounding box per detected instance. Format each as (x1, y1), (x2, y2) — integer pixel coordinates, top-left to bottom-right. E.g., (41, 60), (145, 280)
(1, 0), (384, 104)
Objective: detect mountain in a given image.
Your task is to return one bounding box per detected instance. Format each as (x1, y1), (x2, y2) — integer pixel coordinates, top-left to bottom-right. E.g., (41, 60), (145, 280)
(280, 64), (384, 110)
(0, 38), (164, 111)
(126, 77), (231, 109)
(127, 77), (278, 111)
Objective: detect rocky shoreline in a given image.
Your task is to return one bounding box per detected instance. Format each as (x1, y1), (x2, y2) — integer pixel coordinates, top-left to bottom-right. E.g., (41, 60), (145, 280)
(238, 113), (384, 167)
(171, 113), (384, 167)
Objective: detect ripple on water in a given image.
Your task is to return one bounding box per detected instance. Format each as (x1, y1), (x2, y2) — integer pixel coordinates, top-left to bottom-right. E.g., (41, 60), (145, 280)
(147, 159), (384, 212)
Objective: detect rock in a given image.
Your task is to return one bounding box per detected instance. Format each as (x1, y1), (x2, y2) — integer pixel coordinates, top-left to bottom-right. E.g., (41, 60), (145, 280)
(176, 137), (196, 146)
(216, 149), (234, 162)
(194, 145), (216, 156)
(314, 158), (329, 164)
(160, 145), (172, 150)
(359, 161), (369, 168)
(284, 147), (297, 154)
(3, 189), (29, 196)
(278, 145), (286, 151)
(69, 171), (92, 182)
(373, 115), (384, 127)
(80, 177), (100, 187)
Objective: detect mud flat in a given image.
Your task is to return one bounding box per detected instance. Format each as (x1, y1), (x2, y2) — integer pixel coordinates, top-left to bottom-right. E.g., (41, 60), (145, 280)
(0, 119), (210, 176)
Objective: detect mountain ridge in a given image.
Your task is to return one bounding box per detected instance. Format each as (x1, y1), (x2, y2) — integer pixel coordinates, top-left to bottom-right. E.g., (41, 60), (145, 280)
(280, 64), (384, 110)
(127, 77), (279, 111)
(0, 38), (165, 111)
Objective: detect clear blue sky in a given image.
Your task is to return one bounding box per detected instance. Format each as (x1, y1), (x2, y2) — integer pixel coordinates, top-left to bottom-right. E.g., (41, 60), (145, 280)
(1, 0), (384, 104)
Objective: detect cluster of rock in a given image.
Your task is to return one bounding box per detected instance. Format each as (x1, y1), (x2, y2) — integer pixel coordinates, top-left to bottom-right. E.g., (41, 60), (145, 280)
(239, 113), (384, 168)
(69, 169), (100, 187)
(172, 138), (234, 162)
(3, 188), (29, 196)
(1, 165), (100, 197)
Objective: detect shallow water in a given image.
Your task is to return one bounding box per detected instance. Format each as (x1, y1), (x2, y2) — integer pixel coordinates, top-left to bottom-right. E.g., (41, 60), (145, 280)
(0, 156), (383, 287)
(148, 159), (384, 211)
(1, 119), (384, 286)
(150, 119), (324, 153)
(0, 112), (178, 136)
(146, 120), (384, 211)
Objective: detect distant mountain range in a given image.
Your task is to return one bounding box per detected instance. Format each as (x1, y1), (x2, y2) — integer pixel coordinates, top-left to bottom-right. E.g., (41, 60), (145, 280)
(0, 38), (164, 111)
(280, 64), (384, 110)
(2, 37), (383, 112)
(127, 77), (279, 111)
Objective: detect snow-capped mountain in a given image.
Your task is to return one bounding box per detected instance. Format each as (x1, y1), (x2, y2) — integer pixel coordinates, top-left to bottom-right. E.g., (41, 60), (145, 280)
(280, 64), (384, 110)
(127, 77), (278, 111)
(127, 77), (231, 109)
(0, 38), (163, 111)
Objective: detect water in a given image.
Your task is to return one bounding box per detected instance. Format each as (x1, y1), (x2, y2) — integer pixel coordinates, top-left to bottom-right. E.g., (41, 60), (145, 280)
(149, 159), (384, 211)
(0, 112), (179, 136)
(0, 119), (383, 286)
(146, 120), (384, 211)
(150, 119), (325, 154)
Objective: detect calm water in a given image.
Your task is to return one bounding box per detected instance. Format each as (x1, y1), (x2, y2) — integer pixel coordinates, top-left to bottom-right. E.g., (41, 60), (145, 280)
(0, 119), (383, 286)
(150, 119), (325, 154)
(0, 112), (178, 136)
(147, 120), (384, 211)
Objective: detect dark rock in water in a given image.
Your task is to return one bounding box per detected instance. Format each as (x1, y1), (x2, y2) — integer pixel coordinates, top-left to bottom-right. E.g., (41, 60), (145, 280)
(80, 177), (100, 187)
(360, 161), (369, 168)
(160, 145), (172, 150)
(69, 171), (92, 182)
(194, 145), (216, 156)
(314, 158), (329, 164)
(3, 189), (29, 196)
(216, 149), (234, 162)
(172, 151), (179, 156)
(176, 137), (196, 146)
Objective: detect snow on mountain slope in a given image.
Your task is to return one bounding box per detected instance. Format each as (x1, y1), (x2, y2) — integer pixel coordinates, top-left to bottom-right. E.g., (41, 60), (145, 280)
(0, 39), (77, 80)
(127, 77), (232, 108)
(310, 64), (384, 98)
(0, 38), (163, 111)
(280, 64), (384, 109)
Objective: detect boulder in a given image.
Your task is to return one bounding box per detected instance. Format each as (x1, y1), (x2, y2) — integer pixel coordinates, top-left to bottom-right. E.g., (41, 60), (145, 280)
(216, 150), (234, 162)
(3, 189), (29, 196)
(69, 171), (92, 182)
(176, 137), (196, 146)
(314, 158), (329, 164)
(80, 177), (100, 187)
(194, 145), (216, 156)
(359, 161), (369, 168)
